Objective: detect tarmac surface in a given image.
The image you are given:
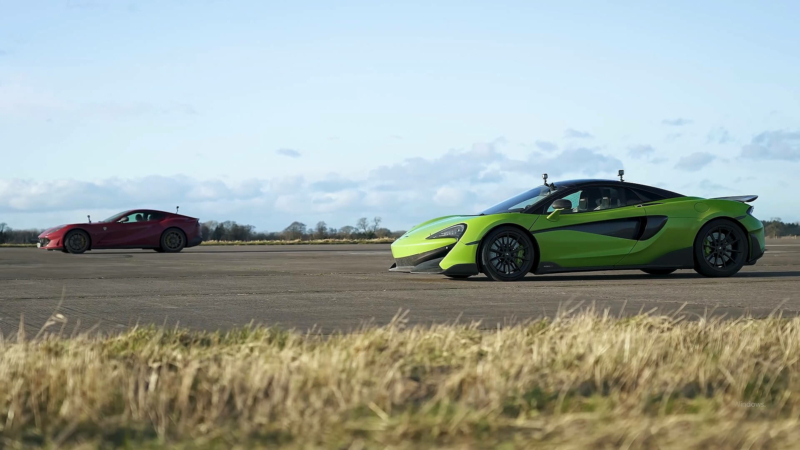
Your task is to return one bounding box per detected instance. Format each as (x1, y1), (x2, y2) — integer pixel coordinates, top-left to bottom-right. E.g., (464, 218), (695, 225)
(1, 239), (799, 335)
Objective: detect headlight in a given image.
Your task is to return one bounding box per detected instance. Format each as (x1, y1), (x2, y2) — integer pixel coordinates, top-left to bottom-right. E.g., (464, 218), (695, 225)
(427, 223), (466, 240)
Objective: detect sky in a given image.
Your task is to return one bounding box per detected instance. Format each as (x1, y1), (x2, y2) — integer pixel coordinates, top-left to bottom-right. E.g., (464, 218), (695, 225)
(1, 0), (799, 231)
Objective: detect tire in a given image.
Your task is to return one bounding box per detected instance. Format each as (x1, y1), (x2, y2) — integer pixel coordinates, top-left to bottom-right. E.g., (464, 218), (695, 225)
(693, 219), (747, 277)
(480, 226), (536, 282)
(64, 230), (90, 254)
(641, 268), (676, 276)
(160, 228), (186, 253)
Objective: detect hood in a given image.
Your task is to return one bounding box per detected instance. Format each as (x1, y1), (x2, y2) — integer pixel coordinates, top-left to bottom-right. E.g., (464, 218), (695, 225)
(399, 215), (475, 240)
(39, 224), (67, 237)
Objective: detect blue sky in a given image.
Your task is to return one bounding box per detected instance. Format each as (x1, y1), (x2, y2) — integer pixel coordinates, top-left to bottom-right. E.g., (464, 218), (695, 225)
(1, 0), (798, 231)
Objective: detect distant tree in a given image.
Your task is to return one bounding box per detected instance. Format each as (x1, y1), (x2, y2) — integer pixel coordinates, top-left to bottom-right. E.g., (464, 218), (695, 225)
(763, 219), (800, 238)
(371, 217), (382, 233)
(356, 217), (370, 235)
(229, 222), (255, 241)
(0, 223), (7, 244)
(283, 221), (307, 240)
(374, 227), (391, 238)
(339, 225), (355, 237)
(314, 221), (328, 239)
(200, 220), (218, 241)
(211, 223), (226, 241)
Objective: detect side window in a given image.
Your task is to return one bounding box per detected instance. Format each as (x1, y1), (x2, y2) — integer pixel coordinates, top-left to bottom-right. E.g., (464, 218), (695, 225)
(590, 186), (643, 211)
(630, 189), (663, 203)
(546, 190), (583, 213)
(118, 212), (147, 223)
(143, 211), (165, 221)
(546, 186), (645, 214)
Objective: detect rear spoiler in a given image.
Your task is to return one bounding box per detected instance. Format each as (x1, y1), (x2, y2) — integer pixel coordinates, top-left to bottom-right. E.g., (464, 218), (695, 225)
(712, 195), (758, 203)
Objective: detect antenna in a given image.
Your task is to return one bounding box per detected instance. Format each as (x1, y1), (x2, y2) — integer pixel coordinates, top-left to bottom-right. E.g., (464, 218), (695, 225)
(618, 169), (625, 182)
(176, 206), (180, 214)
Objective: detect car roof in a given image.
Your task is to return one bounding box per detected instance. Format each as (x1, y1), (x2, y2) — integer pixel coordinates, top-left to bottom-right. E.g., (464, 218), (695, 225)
(554, 179), (684, 198)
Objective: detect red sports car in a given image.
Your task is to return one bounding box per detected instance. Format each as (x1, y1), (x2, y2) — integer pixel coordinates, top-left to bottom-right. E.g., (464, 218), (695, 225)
(37, 209), (203, 254)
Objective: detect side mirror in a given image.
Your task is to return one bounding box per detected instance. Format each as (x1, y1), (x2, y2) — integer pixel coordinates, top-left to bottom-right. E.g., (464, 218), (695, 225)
(547, 199), (572, 221)
(551, 199), (572, 210)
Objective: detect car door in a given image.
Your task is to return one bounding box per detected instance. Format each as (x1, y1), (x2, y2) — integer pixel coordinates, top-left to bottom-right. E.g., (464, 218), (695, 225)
(101, 212), (154, 247)
(530, 186), (646, 271)
(136, 211), (166, 247)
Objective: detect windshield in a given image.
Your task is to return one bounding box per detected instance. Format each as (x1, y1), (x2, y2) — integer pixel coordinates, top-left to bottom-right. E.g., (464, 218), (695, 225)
(100, 211), (131, 223)
(480, 186), (555, 215)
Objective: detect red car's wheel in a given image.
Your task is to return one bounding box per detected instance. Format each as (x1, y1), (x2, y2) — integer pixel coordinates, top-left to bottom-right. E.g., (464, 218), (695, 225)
(64, 230), (90, 254)
(160, 228), (186, 253)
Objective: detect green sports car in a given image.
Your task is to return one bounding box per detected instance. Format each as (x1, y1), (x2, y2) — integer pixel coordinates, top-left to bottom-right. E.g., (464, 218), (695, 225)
(390, 174), (765, 281)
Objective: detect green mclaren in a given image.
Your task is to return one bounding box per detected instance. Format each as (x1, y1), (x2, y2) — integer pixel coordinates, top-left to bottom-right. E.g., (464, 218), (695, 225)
(390, 172), (765, 281)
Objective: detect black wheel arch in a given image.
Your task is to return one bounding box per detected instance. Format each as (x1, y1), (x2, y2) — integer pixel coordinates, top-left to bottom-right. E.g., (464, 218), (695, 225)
(692, 216), (750, 269)
(475, 223), (540, 275)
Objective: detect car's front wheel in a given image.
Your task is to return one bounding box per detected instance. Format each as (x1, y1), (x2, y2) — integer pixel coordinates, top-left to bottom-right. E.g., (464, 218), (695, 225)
(64, 230), (90, 254)
(480, 226), (535, 281)
(694, 219), (747, 277)
(160, 228), (186, 253)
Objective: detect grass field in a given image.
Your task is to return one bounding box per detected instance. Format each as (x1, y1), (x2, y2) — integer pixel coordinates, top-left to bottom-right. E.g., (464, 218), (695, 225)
(2, 309), (800, 449)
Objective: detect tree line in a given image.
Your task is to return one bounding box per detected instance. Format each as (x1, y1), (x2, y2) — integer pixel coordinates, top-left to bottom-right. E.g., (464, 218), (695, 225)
(200, 217), (405, 241)
(763, 219), (800, 238)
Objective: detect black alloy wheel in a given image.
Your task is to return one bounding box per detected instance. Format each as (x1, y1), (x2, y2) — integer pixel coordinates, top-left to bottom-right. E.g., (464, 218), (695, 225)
(64, 230), (90, 254)
(160, 228), (186, 253)
(694, 219), (747, 277)
(480, 227), (535, 281)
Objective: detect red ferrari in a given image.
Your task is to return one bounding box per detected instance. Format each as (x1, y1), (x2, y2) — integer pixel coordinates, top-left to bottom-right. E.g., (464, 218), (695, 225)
(37, 209), (203, 254)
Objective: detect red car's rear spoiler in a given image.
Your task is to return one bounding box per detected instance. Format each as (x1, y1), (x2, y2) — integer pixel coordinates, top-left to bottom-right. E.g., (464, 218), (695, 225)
(712, 195), (758, 203)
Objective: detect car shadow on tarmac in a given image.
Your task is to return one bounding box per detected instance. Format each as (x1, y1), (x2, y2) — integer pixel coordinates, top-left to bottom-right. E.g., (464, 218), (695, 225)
(460, 271), (800, 282)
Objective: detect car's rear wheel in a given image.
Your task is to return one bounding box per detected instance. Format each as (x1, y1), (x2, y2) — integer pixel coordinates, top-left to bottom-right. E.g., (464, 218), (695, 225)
(160, 228), (186, 253)
(641, 268), (676, 276)
(64, 230), (90, 254)
(694, 219), (747, 277)
(480, 226), (535, 282)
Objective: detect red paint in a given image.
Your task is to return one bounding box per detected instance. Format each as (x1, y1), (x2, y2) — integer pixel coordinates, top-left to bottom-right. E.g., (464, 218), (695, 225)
(37, 210), (202, 251)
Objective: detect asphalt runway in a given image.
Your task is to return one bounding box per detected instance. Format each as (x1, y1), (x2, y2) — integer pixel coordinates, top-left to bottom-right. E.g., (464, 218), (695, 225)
(2, 239), (799, 335)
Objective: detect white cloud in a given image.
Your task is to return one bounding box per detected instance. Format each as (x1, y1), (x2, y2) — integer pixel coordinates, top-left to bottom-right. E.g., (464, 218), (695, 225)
(564, 128), (593, 139)
(741, 130), (800, 161)
(276, 148), (302, 158)
(674, 152), (716, 172)
(662, 118), (693, 126)
(628, 144), (656, 159)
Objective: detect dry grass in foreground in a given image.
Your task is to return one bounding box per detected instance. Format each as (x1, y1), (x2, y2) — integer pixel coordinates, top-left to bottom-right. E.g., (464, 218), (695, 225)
(2, 310), (800, 449)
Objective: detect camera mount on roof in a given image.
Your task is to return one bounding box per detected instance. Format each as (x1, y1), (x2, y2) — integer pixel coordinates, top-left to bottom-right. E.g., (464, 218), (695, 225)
(176, 206), (180, 214)
(618, 170), (625, 182)
(542, 173), (556, 191)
